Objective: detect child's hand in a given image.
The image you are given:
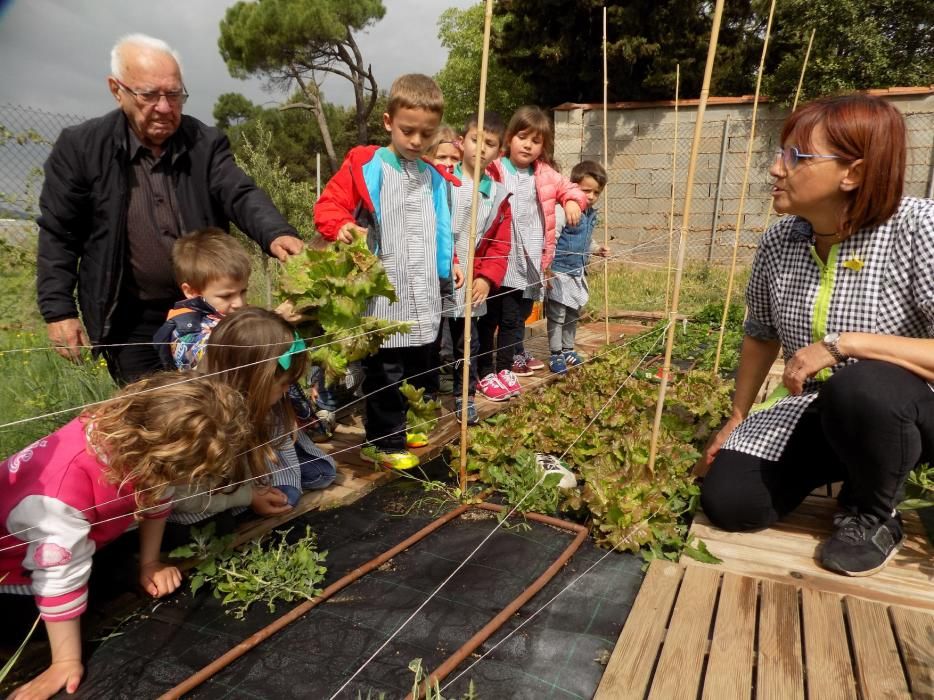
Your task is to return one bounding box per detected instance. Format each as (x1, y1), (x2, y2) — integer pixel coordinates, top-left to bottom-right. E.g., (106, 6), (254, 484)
(8, 660), (84, 700)
(596, 245), (610, 258)
(565, 201), (582, 226)
(471, 277), (491, 305)
(139, 561), (183, 598)
(250, 486), (293, 516)
(453, 265), (465, 289)
(337, 222), (367, 244)
(543, 268), (554, 291)
(274, 300), (307, 324)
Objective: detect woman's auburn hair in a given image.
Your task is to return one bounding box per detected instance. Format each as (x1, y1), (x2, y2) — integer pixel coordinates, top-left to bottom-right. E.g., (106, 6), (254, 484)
(199, 307), (308, 480)
(86, 371), (252, 512)
(505, 105), (555, 167)
(782, 93), (906, 236)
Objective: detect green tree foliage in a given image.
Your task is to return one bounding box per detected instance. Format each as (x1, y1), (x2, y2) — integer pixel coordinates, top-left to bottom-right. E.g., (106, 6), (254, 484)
(213, 92), (261, 131)
(491, 0), (932, 105)
(215, 92), (389, 184)
(219, 0), (386, 171)
(764, 0), (934, 104)
(435, 4), (534, 129)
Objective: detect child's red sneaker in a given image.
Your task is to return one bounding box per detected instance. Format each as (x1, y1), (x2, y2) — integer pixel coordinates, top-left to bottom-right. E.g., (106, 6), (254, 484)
(476, 372), (511, 402)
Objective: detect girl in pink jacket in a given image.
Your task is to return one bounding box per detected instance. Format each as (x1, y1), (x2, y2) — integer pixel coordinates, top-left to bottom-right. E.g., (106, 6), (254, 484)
(477, 106), (589, 401)
(1, 372), (251, 700)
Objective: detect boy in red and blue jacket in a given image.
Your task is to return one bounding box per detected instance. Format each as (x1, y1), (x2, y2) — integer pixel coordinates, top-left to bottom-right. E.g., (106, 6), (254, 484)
(314, 74), (459, 471)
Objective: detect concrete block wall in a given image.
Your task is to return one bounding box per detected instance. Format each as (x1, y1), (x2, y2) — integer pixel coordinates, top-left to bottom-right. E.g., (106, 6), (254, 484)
(554, 93), (934, 265)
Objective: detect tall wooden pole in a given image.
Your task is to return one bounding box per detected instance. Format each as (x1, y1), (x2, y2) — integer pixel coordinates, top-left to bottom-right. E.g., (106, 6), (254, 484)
(458, 0), (495, 495)
(665, 65), (680, 313)
(712, 0), (776, 374)
(792, 29), (816, 112)
(647, 0), (726, 473)
(602, 6), (610, 343)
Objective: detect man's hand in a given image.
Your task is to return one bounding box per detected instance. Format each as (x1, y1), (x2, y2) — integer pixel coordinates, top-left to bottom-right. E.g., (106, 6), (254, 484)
(565, 201), (582, 226)
(250, 486), (292, 516)
(47, 319), (88, 362)
(453, 265), (465, 289)
(269, 235), (304, 261)
(337, 223), (367, 244)
(274, 300), (308, 324)
(8, 660), (84, 700)
(471, 277), (491, 305)
(139, 561), (182, 598)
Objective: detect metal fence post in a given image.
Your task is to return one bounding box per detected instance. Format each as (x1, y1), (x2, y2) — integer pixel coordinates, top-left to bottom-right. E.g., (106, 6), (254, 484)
(706, 115), (731, 264)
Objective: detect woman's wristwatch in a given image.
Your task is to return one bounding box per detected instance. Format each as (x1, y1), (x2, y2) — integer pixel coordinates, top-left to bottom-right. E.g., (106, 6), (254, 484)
(822, 332), (848, 363)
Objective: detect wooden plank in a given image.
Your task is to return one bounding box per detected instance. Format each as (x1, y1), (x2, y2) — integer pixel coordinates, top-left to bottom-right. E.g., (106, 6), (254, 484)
(757, 579), (804, 700)
(594, 560), (683, 700)
(702, 572), (757, 700)
(648, 566), (721, 700)
(801, 588), (857, 700)
(846, 597), (911, 699)
(686, 520), (934, 611)
(889, 605), (934, 698)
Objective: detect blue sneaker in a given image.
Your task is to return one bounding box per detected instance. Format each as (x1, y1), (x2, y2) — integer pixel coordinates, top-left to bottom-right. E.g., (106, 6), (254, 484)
(455, 397), (480, 425)
(563, 350), (582, 367)
(549, 352), (568, 375)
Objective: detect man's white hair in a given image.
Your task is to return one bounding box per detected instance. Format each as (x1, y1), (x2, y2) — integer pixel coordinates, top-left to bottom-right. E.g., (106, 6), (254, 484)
(110, 34), (183, 80)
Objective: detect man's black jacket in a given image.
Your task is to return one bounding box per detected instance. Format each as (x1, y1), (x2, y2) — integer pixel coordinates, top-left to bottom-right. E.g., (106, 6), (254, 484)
(36, 109), (299, 344)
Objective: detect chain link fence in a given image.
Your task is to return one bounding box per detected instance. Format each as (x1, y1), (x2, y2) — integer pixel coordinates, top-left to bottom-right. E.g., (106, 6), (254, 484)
(555, 97), (934, 266)
(0, 104), (90, 249)
(3, 100), (933, 268)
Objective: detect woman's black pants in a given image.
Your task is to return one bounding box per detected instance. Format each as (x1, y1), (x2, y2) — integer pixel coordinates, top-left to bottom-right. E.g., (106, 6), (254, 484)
(701, 360), (934, 531)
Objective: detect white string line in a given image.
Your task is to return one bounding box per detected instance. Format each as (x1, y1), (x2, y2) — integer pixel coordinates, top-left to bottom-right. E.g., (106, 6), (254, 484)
(0, 232), (680, 542)
(0, 242), (655, 357)
(440, 510), (660, 692)
(325, 325), (669, 698)
(0, 328), (658, 553)
(0, 250), (637, 433)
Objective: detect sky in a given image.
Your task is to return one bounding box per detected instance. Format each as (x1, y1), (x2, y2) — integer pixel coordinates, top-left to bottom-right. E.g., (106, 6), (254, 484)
(0, 0), (474, 123)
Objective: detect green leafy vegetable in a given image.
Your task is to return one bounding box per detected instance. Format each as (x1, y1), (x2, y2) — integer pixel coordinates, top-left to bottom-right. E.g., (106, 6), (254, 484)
(278, 237), (410, 381)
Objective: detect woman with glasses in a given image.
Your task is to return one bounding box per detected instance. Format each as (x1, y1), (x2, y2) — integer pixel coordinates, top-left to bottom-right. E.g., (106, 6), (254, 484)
(700, 94), (934, 577)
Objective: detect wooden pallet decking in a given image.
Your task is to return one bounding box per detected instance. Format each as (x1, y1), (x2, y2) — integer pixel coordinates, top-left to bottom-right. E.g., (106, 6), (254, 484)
(685, 496), (934, 612)
(594, 560), (934, 700)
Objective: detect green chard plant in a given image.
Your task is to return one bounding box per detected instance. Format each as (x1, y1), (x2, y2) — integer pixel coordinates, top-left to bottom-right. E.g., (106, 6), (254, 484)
(170, 523), (328, 619)
(460, 345), (732, 562)
(401, 381), (442, 436)
(278, 237), (409, 382)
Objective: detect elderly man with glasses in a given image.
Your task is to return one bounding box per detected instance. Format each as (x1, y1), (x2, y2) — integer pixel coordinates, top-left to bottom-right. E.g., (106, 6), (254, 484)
(36, 33), (304, 384)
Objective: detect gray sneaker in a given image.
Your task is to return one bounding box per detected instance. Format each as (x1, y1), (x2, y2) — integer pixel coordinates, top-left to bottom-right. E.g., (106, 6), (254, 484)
(820, 511), (904, 577)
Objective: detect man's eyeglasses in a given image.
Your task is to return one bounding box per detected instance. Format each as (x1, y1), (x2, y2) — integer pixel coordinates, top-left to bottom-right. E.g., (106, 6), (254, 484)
(277, 332), (307, 371)
(114, 78), (188, 107)
(775, 145), (841, 170)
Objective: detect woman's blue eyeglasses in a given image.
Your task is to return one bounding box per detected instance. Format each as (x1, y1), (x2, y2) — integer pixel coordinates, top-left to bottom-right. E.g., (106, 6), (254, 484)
(775, 145), (841, 170)
(277, 332), (307, 371)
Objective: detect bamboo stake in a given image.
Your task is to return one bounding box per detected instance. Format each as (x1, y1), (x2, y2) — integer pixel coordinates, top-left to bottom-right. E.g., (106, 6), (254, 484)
(792, 28), (816, 112)
(665, 65), (680, 313)
(754, 30), (811, 245)
(647, 0), (726, 473)
(457, 0), (495, 495)
(712, 0), (776, 374)
(602, 6), (610, 344)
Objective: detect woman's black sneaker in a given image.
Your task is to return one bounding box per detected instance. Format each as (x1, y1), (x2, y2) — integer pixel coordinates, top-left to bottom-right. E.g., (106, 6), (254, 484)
(820, 511), (904, 577)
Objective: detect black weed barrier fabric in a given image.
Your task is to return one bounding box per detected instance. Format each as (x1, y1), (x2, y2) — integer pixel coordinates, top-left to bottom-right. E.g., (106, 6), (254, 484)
(65, 479), (645, 699)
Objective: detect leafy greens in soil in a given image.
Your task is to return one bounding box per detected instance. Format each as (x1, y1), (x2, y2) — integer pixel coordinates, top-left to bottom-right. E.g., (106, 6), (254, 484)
(459, 344), (733, 562)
